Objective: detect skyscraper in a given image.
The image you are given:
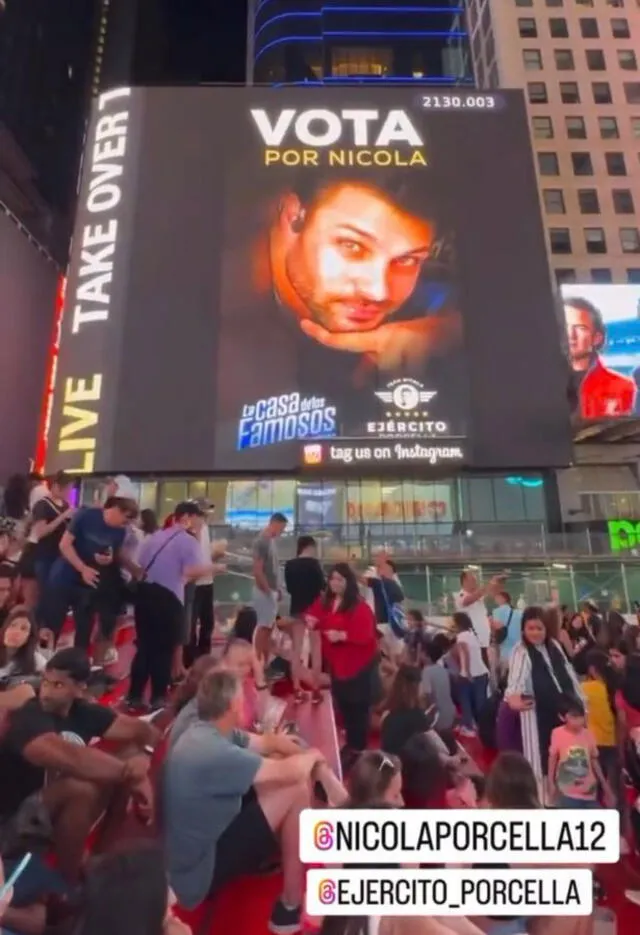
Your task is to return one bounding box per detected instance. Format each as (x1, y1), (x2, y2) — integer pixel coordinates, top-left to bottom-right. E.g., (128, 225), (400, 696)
(250, 0), (472, 86)
(467, 0), (640, 285)
(0, 0), (99, 258)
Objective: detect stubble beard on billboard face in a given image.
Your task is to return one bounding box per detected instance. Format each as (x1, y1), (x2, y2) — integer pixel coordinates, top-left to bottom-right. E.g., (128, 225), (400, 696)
(284, 247), (389, 334)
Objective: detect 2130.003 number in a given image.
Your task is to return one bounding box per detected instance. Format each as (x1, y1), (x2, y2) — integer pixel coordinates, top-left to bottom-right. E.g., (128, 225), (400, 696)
(421, 95), (498, 110)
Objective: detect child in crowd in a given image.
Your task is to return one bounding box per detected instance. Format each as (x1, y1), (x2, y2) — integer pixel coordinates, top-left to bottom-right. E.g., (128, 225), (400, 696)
(583, 650), (624, 809)
(452, 611), (489, 738)
(547, 696), (616, 809)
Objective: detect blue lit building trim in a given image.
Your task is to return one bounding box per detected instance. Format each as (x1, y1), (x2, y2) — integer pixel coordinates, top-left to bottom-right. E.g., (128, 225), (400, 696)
(272, 75), (475, 86)
(252, 0), (472, 87)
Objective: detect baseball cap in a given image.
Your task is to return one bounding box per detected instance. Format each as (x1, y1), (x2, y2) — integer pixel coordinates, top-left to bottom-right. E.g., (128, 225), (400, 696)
(174, 500), (205, 519)
(112, 474), (137, 500)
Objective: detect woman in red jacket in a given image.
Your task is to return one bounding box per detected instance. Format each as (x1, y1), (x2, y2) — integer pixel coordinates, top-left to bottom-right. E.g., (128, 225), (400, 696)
(307, 563), (378, 761)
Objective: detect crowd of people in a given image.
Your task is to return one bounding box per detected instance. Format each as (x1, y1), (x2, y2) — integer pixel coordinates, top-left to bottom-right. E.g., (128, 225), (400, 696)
(0, 481), (638, 935)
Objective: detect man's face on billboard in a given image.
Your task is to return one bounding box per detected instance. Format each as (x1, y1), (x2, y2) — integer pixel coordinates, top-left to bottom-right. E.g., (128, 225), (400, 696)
(564, 304), (601, 369)
(283, 182), (435, 333)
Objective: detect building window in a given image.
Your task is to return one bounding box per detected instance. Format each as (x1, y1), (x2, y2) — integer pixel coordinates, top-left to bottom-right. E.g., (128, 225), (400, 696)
(613, 189), (635, 214)
(532, 116), (554, 138)
(566, 116), (586, 138)
(611, 18), (631, 38)
(586, 49), (606, 70)
(528, 81), (548, 103)
(549, 17), (569, 37)
(560, 82), (580, 103)
(331, 47), (392, 77)
(523, 49), (543, 69)
(554, 49), (575, 69)
(592, 82), (612, 103)
(572, 152), (593, 175)
(618, 50), (638, 70)
(621, 228), (640, 253)
(585, 228), (607, 253)
(518, 17), (538, 37)
(545, 0), (564, 6)
(606, 152), (627, 175)
(599, 116), (619, 138)
(555, 268), (576, 284)
(578, 189), (600, 213)
(627, 269), (640, 283)
(624, 82), (640, 104)
(542, 188), (566, 213)
(579, 18), (599, 38)
(549, 228), (572, 253)
(591, 268), (613, 283)
(538, 151), (560, 175)
(631, 117), (640, 138)
(515, 0), (533, 5)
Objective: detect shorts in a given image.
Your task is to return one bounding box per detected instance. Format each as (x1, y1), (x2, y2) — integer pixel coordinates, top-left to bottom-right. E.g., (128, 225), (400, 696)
(209, 788), (278, 893)
(252, 587), (278, 628)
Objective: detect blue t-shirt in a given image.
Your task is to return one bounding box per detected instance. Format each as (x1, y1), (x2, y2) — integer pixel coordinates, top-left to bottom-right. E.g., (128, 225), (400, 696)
(492, 603), (522, 660)
(48, 507), (127, 587)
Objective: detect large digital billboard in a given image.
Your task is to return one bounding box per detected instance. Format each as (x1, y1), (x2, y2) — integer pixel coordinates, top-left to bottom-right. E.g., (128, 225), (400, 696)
(562, 284), (640, 420)
(45, 87), (572, 475)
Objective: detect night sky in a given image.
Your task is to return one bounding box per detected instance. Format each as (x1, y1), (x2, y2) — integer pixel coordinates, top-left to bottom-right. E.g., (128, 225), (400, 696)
(164, 0), (249, 83)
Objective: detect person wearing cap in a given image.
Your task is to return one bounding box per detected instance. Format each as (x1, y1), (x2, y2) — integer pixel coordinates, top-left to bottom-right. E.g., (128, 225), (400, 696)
(127, 501), (219, 710)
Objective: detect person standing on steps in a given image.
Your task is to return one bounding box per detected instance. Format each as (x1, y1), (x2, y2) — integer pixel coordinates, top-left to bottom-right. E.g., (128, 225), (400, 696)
(284, 535), (325, 705)
(252, 513), (288, 664)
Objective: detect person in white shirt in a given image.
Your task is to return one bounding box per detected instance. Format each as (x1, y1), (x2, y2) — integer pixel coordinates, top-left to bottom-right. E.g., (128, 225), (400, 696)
(452, 610), (489, 738)
(454, 569), (505, 668)
(186, 502), (226, 665)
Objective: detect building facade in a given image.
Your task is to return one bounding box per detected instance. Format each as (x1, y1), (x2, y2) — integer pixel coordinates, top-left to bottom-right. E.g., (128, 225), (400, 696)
(93, 0), (249, 93)
(250, 0), (472, 85)
(467, 0), (640, 286)
(0, 0), (98, 260)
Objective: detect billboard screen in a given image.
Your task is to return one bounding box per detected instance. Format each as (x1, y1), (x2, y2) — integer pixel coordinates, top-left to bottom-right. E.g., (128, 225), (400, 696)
(562, 284), (640, 420)
(45, 87), (571, 475)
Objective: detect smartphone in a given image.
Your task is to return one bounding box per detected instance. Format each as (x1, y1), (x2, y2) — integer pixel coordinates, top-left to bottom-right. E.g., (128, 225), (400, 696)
(0, 852), (32, 900)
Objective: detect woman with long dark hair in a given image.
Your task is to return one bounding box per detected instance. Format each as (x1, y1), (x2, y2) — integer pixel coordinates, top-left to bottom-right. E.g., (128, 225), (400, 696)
(558, 611), (596, 675)
(307, 563), (378, 763)
(505, 606), (583, 801)
(67, 843), (189, 935)
(0, 606), (44, 679)
(380, 664), (434, 757)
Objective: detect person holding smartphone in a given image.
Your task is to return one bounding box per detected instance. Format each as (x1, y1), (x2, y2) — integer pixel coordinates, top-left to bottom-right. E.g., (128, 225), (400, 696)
(505, 606), (583, 804)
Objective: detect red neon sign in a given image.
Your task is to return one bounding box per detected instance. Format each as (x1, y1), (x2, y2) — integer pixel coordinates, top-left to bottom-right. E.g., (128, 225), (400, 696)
(34, 275), (66, 473)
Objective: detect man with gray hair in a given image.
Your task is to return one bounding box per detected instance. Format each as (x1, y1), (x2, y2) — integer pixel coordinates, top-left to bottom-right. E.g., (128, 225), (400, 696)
(164, 667), (324, 934)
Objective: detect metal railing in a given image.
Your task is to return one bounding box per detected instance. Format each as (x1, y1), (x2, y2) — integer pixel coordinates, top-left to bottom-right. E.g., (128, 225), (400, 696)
(210, 522), (631, 562)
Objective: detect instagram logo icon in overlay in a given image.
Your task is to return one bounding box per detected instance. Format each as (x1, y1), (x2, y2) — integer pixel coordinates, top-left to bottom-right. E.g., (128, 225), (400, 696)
(318, 879), (337, 905)
(314, 820), (335, 851)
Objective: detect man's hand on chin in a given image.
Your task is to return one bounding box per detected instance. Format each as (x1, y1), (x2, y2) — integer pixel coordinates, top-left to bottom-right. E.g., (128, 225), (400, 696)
(300, 309), (462, 371)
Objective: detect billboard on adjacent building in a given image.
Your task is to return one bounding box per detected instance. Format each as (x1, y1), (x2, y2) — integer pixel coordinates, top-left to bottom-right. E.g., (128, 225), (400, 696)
(45, 87), (572, 475)
(562, 284), (640, 421)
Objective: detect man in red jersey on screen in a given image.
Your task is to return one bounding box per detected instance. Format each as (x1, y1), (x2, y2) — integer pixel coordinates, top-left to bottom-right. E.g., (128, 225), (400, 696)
(564, 296), (636, 419)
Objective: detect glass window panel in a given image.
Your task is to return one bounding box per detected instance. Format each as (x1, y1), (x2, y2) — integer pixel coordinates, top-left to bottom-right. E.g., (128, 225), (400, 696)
(138, 482), (157, 512)
(188, 480), (208, 501)
(271, 480), (296, 527)
(467, 478), (496, 521)
(158, 481), (188, 519)
(358, 480), (384, 524)
(225, 481), (260, 529)
(493, 477), (526, 521)
(523, 482), (545, 521)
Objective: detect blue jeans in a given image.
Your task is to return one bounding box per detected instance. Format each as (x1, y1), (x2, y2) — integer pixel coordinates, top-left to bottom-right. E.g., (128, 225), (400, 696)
(459, 674), (489, 729)
(557, 795), (600, 808)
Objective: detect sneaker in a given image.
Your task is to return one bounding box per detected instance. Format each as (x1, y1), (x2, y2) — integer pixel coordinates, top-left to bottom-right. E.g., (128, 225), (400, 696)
(103, 647), (119, 665)
(459, 727), (477, 738)
(268, 900), (301, 934)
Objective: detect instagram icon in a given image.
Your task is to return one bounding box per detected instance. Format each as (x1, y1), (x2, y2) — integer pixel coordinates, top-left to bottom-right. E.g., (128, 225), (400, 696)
(314, 820), (335, 851)
(318, 879), (337, 905)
